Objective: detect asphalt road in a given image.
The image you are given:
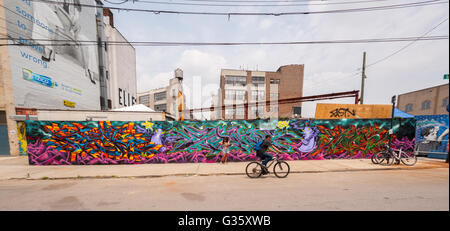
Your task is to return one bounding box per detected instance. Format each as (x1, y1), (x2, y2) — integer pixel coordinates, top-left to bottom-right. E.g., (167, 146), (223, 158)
(0, 167), (448, 211)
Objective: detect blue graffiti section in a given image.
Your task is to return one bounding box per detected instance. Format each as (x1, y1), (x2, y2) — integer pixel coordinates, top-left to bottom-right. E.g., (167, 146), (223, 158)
(415, 115), (449, 156)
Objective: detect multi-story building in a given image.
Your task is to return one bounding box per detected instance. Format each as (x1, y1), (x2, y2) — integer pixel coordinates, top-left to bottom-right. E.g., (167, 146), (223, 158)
(137, 69), (187, 120)
(397, 83), (449, 116)
(0, 1), (139, 156)
(215, 65), (304, 120)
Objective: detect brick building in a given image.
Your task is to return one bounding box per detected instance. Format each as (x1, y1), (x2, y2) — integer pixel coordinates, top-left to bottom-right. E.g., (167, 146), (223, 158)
(397, 83), (449, 116)
(215, 64), (304, 120)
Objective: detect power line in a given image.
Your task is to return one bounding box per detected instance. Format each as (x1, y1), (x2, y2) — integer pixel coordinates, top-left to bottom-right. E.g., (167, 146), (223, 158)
(104, 0), (129, 4)
(161, 0), (351, 2)
(129, 0), (393, 7)
(341, 16), (450, 80)
(117, 0), (351, 3)
(365, 17), (449, 69)
(26, 0), (448, 17)
(1, 35), (447, 46)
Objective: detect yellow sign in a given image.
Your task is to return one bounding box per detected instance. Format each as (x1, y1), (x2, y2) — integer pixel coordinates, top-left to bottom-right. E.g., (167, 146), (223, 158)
(315, 103), (391, 119)
(63, 100), (75, 108)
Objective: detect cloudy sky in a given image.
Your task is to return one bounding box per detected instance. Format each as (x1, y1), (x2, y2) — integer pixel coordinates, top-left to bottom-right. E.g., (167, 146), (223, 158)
(103, 0), (449, 118)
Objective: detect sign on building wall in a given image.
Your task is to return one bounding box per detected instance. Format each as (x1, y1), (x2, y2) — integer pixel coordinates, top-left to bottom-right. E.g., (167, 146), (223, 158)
(5, 0), (100, 110)
(118, 88), (136, 107)
(315, 103), (392, 119)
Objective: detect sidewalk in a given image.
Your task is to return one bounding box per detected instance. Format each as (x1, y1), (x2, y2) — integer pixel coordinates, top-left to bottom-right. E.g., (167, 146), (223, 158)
(0, 156), (448, 180)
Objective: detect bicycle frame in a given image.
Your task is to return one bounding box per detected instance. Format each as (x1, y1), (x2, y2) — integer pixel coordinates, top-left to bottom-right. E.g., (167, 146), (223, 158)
(387, 147), (415, 163)
(260, 155), (279, 170)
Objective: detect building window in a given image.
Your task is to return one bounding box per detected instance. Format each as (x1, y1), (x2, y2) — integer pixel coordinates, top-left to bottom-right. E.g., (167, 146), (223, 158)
(442, 97), (449, 107)
(258, 91), (265, 100)
(405, 104), (413, 112)
(293, 106), (302, 116)
(252, 76), (265, 86)
(225, 75), (246, 86)
(237, 90), (246, 100)
(225, 90), (235, 100)
(226, 90), (246, 100)
(270, 93), (279, 99)
(421, 100), (431, 110)
(257, 106), (265, 116)
(154, 104), (167, 112)
(139, 95), (150, 105)
(154, 91), (166, 101)
(251, 90), (258, 100)
(270, 79), (280, 84)
(225, 108), (235, 116)
(236, 107), (245, 116)
(0, 111), (6, 124)
(270, 106), (278, 112)
(251, 90), (265, 101)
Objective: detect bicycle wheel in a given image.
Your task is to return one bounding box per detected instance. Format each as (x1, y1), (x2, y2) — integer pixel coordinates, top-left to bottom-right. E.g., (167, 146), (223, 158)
(400, 152), (417, 166)
(373, 152), (386, 165)
(246, 162), (263, 178)
(377, 152), (394, 166)
(372, 152), (384, 164)
(273, 161), (290, 178)
(371, 153), (380, 164)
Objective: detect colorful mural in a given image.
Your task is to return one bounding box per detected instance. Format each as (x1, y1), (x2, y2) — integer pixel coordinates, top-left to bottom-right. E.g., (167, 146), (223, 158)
(17, 122), (27, 156)
(415, 115), (449, 156)
(24, 119), (416, 165)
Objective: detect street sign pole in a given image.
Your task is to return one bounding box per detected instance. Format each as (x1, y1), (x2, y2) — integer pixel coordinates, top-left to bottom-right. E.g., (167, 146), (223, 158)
(389, 95), (396, 153)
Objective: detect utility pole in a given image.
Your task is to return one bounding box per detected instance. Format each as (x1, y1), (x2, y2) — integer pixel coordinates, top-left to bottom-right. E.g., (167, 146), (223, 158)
(360, 52), (367, 104)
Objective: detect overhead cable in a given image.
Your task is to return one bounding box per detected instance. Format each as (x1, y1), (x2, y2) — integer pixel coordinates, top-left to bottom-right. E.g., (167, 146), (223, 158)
(1, 35), (447, 47)
(26, 0), (449, 16)
(131, 0), (392, 7)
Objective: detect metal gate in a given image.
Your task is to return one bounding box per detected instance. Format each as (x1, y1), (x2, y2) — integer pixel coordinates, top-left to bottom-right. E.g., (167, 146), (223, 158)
(0, 111), (10, 155)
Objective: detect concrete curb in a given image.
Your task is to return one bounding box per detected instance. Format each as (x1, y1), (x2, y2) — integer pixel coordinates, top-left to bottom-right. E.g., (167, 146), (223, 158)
(1, 156), (447, 181)
(6, 165), (447, 181)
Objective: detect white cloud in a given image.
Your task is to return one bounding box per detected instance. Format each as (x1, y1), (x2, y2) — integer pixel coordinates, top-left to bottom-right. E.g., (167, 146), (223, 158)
(259, 18), (274, 30)
(110, 1), (449, 119)
(137, 72), (172, 93)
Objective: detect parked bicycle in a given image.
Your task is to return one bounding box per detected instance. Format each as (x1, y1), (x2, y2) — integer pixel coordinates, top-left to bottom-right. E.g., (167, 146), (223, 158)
(246, 154), (290, 178)
(373, 145), (417, 166)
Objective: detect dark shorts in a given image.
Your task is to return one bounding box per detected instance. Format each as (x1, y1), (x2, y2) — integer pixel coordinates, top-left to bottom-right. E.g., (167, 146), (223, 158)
(257, 150), (271, 159)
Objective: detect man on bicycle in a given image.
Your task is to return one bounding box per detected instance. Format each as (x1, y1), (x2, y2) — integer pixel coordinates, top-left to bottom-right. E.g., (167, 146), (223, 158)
(256, 135), (282, 174)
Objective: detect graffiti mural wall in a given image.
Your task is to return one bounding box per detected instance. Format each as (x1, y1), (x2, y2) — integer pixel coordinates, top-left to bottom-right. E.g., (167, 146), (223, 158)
(25, 119), (416, 165)
(415, 115), (449, 156)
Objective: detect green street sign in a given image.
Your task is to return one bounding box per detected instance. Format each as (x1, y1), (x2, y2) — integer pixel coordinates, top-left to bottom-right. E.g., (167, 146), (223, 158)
(445, 74), (449, 79)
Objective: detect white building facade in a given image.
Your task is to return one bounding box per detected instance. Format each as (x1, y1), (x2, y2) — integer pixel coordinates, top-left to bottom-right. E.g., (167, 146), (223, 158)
(103, 8), (137, 109)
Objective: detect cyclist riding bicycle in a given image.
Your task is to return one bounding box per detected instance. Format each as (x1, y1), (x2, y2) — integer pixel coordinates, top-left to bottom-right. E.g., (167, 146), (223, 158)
(256, 135), (282, 175)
